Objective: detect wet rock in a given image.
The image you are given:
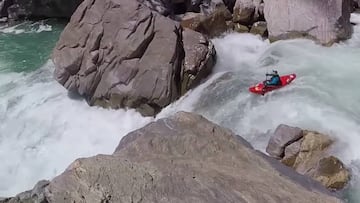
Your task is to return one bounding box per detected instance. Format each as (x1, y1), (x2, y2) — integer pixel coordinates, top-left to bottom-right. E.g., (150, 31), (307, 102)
(281, 139), (301, 167)
(232, 0), (263, 25)
(249, 21), (267, 37)
(53, 0), (215, 116)
(314, 156), (350, 190)
(267, 125), (351, 190)
(233, 0), (255, 24)
(264, 0), (352, 45)
(234, 23), (249, 32)
(181, 6), (232, 37)
(1, 112), (345, 203)
(181, 28), (216, 95)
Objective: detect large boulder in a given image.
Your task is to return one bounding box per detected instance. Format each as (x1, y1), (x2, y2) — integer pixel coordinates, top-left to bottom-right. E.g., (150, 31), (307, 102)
(1, 112), (345, 203)
(181, 28), (216, 94)
(267, 124), (351, 190)
(266, 124), (303, 159)
(264, 0), (352, 45)
(232, 0), (263, 25)
(180, 7), (232, 37)
(52, 0), (215, 116)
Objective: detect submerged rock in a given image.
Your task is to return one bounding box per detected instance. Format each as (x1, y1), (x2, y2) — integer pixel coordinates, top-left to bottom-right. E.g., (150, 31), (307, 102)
(2, 112), (344, 202)
(264, 0), (352, 45)
(266, 124), (351, 190)
(52, 0), (215, 116)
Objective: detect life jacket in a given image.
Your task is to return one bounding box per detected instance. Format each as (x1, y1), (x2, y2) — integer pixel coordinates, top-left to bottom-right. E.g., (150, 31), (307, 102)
(270, 75), (281, 85)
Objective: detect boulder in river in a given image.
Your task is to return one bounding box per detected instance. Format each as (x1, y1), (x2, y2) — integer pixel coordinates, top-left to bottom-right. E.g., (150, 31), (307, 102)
(267, 124), (351, 190)
(52, 0), (216, 117)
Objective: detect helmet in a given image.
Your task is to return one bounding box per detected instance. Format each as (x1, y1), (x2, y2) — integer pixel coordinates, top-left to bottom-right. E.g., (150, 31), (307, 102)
(272, 70), (278, 74)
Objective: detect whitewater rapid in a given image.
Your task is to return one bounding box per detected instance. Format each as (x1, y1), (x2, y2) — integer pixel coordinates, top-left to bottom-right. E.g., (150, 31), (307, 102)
(0, 22), (153, 196)
(158, 13), (360, 201)
(1, 13), (360, 202)
(0, 62), (153, 196)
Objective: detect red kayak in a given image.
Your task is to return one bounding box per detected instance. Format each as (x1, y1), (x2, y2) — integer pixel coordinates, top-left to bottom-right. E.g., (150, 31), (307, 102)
(249, 74), (296, 95)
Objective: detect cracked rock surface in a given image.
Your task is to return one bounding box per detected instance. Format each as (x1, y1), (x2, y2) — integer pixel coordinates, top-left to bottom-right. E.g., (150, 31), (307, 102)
(52, 0), (216, 116)
(1, 112), (344, 203)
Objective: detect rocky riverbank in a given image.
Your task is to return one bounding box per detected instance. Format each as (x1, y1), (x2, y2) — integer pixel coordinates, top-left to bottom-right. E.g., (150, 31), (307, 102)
(0, 112), (346, 203)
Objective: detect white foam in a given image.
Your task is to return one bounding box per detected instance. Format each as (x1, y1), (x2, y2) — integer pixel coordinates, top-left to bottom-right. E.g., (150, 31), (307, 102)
(0, 21), (53, 34)
(0, 61), (153, 196)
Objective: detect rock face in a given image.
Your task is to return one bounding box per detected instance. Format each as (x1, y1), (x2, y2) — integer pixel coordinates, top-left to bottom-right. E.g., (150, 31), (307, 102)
(264, 0), (352, 45)
(2, 112), (344, 203)
(232, 0), (264, 25)
(180, 6), (233, 37)
(52, 0), (215, 116)
(182, 28), (216, 94)
(267, 124), (350, 190)
(1, 0), (83, 20)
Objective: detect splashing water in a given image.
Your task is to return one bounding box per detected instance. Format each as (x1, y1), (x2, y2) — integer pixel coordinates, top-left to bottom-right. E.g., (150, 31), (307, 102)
(158, 13), (360, 202)
(0, 22), (153, 196)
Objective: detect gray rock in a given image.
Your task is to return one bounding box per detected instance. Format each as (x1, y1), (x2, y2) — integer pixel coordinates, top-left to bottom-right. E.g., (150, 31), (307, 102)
(0, 180), (49, 203)
(233, 0), (255, 24)
(266, 124), (303, 159)
(1, 112), (344, 203)
(249, 20), (267, 37)
(234, 23), (249, 32)
(181, 28), (216, 95)
(180, 7), (232, 37)
(269, 127), (351, 191)
(282, 139), (302, 167)
(264, 0), (352, 45)
(52, 0), (215, 116)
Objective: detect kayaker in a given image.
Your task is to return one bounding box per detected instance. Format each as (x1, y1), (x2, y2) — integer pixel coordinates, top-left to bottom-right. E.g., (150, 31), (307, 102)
(264, 70), (281, 87)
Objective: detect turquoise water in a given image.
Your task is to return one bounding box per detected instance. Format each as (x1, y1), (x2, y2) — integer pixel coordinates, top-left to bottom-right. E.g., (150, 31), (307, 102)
(0, 20), (65, 73)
